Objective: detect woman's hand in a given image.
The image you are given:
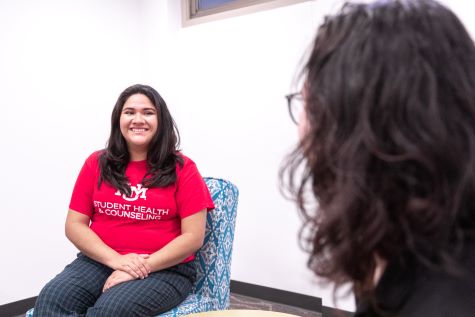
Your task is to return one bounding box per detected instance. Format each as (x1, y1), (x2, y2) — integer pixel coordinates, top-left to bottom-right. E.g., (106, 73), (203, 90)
(111, 253), (151, 279)
(103, 270), (136, 292)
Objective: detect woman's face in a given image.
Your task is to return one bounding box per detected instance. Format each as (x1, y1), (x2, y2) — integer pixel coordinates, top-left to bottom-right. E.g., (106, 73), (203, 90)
(298, 107), (309, 141)
(120, 93), (158, 155)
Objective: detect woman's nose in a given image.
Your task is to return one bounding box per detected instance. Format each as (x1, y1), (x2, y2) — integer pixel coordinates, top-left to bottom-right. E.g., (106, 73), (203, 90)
(132, 113), (145, 123)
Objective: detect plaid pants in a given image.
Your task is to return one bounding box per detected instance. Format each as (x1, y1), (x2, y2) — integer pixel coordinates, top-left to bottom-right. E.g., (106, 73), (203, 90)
(33, 253), (196, 317)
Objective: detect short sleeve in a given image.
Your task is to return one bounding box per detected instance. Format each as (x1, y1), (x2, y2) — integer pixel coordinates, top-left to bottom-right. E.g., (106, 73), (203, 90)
(69, 152), (99, 217)
(176, 157), (215, 218)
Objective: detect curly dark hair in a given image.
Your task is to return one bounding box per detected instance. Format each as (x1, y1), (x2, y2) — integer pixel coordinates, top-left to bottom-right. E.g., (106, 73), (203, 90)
(99, 84), (183, 196)
(282, 0), (475, 294)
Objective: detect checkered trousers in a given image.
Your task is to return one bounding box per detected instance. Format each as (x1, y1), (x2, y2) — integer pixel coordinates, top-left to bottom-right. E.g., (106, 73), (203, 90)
(33, 253), (196, 317)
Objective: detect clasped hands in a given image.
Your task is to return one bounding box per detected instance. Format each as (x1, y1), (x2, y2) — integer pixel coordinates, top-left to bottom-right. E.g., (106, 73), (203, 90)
(103, 253), (151, 292)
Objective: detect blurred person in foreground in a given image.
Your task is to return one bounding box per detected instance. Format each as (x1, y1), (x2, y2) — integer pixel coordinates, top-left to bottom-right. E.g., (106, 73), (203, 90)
(282, 0), (475, 316)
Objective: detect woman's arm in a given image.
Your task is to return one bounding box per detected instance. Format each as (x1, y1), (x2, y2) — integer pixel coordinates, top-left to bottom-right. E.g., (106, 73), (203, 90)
(102, 209), (207, 290)
(65, 209), (151, 278)
(146, 209), (207, 272)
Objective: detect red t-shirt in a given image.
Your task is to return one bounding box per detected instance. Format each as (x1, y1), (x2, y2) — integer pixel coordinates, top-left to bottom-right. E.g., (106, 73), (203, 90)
(69, 151), (215, 262)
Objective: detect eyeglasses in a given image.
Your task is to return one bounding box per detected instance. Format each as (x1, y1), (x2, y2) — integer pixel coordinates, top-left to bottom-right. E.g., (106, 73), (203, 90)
(285, 92), (304, 125)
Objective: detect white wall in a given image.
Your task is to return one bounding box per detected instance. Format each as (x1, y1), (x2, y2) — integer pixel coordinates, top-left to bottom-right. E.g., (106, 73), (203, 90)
(2, 0), (475, 312)
(0, 0), (144, 305)
(140, 0), (356, 311)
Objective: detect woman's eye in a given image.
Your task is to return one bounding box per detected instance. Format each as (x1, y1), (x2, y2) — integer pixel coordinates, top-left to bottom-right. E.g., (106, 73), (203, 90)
(145, 111), (155, 116)
(123, 111), (134, 115)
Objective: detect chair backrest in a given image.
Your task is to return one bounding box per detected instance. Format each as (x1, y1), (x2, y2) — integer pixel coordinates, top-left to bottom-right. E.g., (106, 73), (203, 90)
(193, 177), (239, 309)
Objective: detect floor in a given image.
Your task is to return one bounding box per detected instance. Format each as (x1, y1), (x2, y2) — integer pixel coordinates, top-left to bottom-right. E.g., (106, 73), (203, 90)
(13, 294), (321, 317)
(229, 293), (321, 317)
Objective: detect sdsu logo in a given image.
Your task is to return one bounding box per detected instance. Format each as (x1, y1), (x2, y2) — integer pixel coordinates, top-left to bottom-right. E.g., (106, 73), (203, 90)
(115, 184), (148, 201)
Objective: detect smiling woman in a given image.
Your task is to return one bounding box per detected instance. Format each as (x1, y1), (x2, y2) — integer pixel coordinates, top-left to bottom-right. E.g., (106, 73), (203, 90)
(32, 84), (215, 317)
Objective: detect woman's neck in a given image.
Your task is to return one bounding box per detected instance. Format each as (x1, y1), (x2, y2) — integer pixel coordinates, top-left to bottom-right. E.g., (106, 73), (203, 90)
(128, 149), (147, 161)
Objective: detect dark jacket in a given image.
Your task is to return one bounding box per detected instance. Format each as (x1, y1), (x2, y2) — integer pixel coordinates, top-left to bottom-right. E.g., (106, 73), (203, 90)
(354, 239), (475, 317)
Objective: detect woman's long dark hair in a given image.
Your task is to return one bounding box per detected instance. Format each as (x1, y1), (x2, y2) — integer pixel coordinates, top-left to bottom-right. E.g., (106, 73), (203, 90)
(99, 84), (183, 196)
(282, 0), (475, 295)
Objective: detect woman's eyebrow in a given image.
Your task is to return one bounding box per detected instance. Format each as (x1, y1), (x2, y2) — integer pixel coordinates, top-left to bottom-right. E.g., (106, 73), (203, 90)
(122, 106), (156, 111)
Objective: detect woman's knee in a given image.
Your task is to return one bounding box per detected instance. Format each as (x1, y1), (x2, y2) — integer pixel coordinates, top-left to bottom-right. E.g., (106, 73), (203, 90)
(87, 284), (177, 317)
(34, 278), (70, 316)
(86, 297), (136, 317)
(36, 277), (68, 305)
(34, 275), (95, 316)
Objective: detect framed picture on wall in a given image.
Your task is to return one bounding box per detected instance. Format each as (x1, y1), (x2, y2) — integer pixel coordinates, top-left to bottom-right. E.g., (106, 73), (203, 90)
(182, 0), (312, 26)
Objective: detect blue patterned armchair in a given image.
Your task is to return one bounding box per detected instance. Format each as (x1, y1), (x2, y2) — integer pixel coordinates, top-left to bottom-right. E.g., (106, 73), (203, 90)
(27, 177), (239, 317)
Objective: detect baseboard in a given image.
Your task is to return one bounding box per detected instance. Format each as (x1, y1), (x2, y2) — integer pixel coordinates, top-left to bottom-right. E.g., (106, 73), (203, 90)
(0, 296), (36, 317)
(230, 280), (353, 317)
(230, 280), (322, 312)
(322, 305), (353, 317)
